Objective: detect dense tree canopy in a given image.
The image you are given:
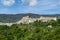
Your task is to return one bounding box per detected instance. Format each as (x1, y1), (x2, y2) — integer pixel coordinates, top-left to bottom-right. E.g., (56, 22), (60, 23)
(0, 19), (60, 40)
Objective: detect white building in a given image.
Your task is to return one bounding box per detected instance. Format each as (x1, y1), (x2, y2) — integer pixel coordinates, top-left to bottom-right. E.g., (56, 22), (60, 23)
(40, 16), (57, 22)
(16, 16), (38, 24)
(0, 22), (14, 26)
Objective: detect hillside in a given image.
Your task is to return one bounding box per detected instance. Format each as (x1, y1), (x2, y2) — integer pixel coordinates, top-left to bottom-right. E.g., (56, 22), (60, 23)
(0, 19), (60, 40)
(0, 13), (60, 23)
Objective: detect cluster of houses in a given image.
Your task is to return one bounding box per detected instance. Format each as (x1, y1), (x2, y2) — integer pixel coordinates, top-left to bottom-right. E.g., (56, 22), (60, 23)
(17, 16), (57, 23)
(0, 16), (57, 26)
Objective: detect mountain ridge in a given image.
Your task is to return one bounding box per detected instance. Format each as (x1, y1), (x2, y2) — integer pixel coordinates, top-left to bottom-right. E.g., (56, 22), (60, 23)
(0, 13), (60, 23)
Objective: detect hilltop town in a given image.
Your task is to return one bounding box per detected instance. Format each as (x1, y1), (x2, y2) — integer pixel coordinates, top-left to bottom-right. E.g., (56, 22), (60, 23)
(0, 16), (57, 26)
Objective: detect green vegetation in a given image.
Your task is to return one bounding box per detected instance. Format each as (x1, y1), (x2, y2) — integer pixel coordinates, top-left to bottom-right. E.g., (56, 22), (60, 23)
(0, 19), (60, 40)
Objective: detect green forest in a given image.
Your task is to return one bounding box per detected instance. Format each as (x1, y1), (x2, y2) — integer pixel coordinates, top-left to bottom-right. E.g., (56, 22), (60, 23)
(0, 19), (60, 40)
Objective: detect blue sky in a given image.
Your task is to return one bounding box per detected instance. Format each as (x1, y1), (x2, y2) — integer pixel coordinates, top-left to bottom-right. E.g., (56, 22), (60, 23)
(0, 0), (60, 14)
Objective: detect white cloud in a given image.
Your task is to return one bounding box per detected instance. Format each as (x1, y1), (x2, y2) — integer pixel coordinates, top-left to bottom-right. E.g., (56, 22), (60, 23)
(21, 0), (38, 6)
(29, 0), (37, 6)
(1, 0), (15, 6)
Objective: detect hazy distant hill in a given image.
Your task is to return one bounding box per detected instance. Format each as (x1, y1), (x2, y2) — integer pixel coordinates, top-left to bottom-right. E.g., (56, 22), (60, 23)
(0, 13), (60, 23)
